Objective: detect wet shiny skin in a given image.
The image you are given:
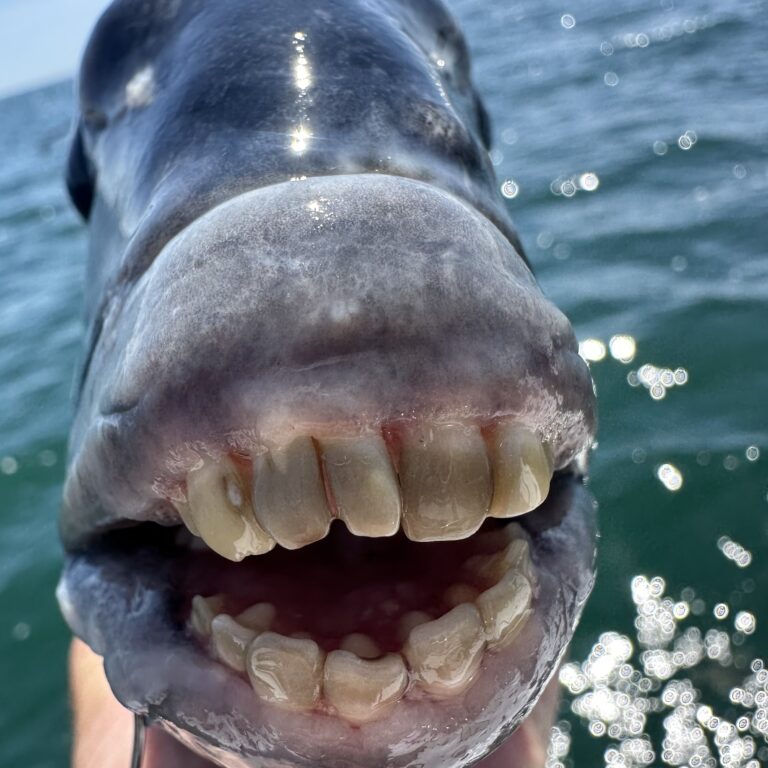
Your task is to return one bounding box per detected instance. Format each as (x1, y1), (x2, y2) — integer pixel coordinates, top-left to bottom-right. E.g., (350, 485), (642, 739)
(57, 0), (597, 765)
(1, 0), (764, 763)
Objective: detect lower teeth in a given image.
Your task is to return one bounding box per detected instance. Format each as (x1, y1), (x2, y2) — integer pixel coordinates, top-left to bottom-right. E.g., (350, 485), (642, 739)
(188, 521), (536, 723)
(247, 632), (325, 711)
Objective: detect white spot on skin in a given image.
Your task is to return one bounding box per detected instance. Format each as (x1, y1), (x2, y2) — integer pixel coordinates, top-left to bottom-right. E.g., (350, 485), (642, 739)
(125, 66), (156, 108)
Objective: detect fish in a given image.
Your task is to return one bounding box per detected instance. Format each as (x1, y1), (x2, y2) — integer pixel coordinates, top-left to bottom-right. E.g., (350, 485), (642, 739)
(57, 0), (598, 766)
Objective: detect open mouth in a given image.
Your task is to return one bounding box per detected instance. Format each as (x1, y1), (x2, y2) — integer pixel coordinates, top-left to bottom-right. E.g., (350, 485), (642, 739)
(179, 422), (550, 716)
(58, 175), (597, 767)
(58, 419), (596, 767)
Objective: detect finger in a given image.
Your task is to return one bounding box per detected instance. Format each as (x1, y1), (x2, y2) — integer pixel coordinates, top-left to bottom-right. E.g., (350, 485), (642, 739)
(69, 639), (133, 768)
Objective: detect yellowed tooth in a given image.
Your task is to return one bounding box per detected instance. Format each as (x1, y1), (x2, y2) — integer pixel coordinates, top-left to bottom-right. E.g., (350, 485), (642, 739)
(400, 424), (491, 542)
(186, 456), (275, 561)
(443, 583), (481, 609)
(247, 632), (324, 711)
(476, 571), (533, 649)
(252, 437), (331, 549)
(236, 602), (276, 633)
(319, 435), (401, 537)
(324, 651), (408, 724)
(487, 425), (552, 518)
(403, 603), (486, 696)
(211, 615), (257, 672)
(189, 594), (226, 638)
(464, 538), (535, 587)
(340, 633), (381, 659)
(173, 500), (200, 536)
(397, 611), (432, 643)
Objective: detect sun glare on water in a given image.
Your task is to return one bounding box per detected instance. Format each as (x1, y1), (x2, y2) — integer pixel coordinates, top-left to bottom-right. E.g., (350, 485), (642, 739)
(550, 567), (765, 768)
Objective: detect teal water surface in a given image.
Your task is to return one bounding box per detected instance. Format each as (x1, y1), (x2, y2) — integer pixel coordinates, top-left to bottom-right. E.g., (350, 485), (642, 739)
(1, 0), (766, 765)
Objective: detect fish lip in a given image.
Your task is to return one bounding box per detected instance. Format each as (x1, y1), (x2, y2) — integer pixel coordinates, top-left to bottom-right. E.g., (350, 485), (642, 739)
(58, 472), (597, 768)
(61, 174), (597, 549)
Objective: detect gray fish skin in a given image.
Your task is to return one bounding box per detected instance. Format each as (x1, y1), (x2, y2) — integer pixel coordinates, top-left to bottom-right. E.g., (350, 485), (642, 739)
(62, 0), (595, 543)
(59, 0), (598, 766)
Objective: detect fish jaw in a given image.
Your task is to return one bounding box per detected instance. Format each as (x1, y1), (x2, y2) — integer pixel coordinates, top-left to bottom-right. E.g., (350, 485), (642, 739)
(59, 474), (596, 768)
(60, 175), (597, 768)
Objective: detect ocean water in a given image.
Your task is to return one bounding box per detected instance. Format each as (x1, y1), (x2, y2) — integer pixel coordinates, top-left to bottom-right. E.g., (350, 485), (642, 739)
(0, 0), (766, 765)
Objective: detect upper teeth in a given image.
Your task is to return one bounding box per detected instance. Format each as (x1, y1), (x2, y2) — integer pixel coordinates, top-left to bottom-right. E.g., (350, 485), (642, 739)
(190, 521), (536, 722)
(251, 437), (331, 550)
(487, 424), (553, 518)
(174, 423), (551, 559)
(186, 456), (274, 561)
(319, 434), (401, 537)
(400, 424), (492, 542)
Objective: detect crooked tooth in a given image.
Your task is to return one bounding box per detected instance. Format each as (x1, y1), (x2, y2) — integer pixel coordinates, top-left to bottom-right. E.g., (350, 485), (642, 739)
(319, 435), (401, 537)
(400, 424), (491, 542)
(324, 651), (408, 724)
(403, 603), (486, 696)
(476, 571), (533, 649)
(252, 437), (331, 549)
(247, 632), (324, 711)
(236, 602), (276, 633)
(465, 538), (535, 587)
(340, 633), (381, 659)
(186, 456), (275, 561)
(189, 594), (226, 637)
(487, 425), (552, 518)
(211, 614), (257, 672)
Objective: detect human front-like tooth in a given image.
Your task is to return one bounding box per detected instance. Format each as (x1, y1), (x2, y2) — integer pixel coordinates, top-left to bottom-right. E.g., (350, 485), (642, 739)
(186, 456), (275, 561)
(340, 633), (382, 659)
(403, 603), (486, 696)
(236, 603), (276, 633)
(324, 651), (408, 724)
(465, 538), (534, 587)
(211, 615), (257, 672)
(319, 435), (401, 537)
(189, 594), (225, 637)
(487, 425), (552, 518)
(247, 632), (324, 711)
(476, 571), (533, 649)
(400, 424), (491, 542)
(252, 437), (331, 549)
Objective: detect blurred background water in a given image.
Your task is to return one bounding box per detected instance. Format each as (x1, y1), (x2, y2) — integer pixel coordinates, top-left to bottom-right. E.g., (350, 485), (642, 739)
(0, 0), (766, 765)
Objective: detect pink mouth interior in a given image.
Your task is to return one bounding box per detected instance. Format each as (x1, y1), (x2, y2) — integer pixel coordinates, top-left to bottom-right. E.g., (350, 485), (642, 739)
(176, 520), (510, 653)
